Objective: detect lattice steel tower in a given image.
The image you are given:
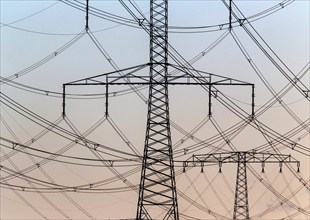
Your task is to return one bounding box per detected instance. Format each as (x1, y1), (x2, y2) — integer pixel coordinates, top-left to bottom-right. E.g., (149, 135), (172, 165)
(136, 0), (179, 219)
(233, 152), (249, 220)
(61, 1), (254, 219)
(183, 151), (300, 220)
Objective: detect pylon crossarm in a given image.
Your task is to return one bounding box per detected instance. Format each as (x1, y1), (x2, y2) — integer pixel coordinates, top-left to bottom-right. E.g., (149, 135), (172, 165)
(63, 64), (253, 87)
(62, 63), (255, 118)
(64, 63), (149, 85)
(182, 151), (300, 172)
(169, 63), (254, 86)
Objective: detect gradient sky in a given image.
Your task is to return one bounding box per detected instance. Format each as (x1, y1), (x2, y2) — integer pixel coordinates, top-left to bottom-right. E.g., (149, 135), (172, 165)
(0, 1), (309, 219)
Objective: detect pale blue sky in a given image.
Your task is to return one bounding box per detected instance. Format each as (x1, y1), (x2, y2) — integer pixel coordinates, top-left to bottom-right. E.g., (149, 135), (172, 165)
(0, 1), (309, 219)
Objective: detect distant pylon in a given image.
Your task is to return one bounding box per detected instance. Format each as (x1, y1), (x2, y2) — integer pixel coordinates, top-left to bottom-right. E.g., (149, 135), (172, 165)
(136, 0), (179, 219)
(183, 151), (300, 220)
(233, 152), (249, 220)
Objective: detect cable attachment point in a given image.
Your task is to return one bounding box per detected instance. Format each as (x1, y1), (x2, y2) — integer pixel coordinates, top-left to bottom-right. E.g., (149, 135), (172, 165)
(239, 19), (246, 26)
(182, 162), (187, 173)
(219, 161), (222, 173)
(297, 162), (300, 173)
(261, 162), (265, 173)
(138, 18), (145, 26)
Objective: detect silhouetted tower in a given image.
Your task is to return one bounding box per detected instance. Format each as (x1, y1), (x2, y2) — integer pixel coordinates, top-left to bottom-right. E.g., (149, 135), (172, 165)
(233, 152), (249, 220)
(136, 0), (179, 219)
(61, 2), (254, 219)
(183, 151), (300, 220)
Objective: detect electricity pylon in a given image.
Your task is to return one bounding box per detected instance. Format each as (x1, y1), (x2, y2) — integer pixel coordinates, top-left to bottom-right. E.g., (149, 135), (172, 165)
(135, 0), (179, 218)
(62, 1), (255, 219)
(62, 66), (255, 219)
(233, 152), (249, 220)
(183, 151), (300, 220)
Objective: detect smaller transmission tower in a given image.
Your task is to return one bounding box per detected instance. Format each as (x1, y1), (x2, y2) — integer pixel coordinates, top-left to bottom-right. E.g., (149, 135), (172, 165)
(233, 152), (249, 220)
(183, 151), (300, 220)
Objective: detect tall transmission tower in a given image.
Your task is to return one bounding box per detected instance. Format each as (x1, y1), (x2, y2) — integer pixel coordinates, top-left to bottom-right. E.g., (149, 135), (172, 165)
(183, 151), (300, 219)
(135, 0), (180, 219)
(62, 1), (255, 219)
(62, 65), (255, 219)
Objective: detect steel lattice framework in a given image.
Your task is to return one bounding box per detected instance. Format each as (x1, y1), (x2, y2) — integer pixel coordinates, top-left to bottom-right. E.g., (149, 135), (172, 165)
(233, 152), (249, 220)
(62, 1), (255, 219)
(183, 151), (300, 219)
(136, 1), (179, 219)
(62, 64), (255, 220)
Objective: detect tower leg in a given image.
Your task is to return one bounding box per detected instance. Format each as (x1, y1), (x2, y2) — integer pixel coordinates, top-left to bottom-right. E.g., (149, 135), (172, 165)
(233, 152), (249, 220)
